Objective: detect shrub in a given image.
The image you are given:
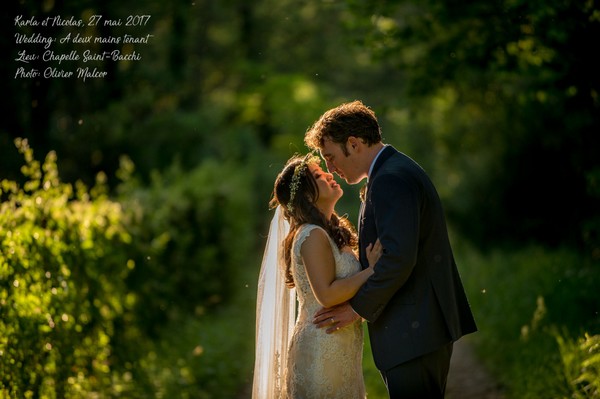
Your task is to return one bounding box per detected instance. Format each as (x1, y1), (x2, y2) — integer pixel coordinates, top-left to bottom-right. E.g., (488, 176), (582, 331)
(0, 138), (135, 398)
(118, 158), (257, 337)
(0, 138), (261, 398)
(456, 239), (599, 398)
(557, 332), (600, 399)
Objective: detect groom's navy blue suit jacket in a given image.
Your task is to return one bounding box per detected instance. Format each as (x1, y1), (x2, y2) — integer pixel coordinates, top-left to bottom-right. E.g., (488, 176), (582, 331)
(350, 146), (477, 371)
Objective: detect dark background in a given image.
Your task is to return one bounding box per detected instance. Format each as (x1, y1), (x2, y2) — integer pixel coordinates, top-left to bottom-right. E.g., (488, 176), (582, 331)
(3, 0), (598, 252)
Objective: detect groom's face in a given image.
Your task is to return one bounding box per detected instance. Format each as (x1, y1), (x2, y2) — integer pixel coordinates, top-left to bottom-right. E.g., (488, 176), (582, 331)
(320, 138), (362, 185)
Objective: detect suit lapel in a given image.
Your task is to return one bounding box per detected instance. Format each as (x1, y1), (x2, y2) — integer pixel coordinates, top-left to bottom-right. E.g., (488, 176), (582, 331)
(358, 145), (398, 255)
(360, 146), (398, 223)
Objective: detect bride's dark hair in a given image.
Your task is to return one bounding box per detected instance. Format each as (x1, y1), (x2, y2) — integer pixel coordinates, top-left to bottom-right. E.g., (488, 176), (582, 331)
(269, 154), (358, 288)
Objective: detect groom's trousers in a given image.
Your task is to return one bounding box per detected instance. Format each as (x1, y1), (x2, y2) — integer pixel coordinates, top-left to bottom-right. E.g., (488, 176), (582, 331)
(380, 342), (453, 399)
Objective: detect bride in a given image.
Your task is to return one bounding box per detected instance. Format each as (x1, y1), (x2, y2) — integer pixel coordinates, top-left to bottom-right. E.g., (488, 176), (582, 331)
(253, 153), (381, 399)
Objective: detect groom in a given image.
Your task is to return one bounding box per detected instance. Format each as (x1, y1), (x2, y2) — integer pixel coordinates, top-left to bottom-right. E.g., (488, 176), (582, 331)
(307, 101), (477, 398)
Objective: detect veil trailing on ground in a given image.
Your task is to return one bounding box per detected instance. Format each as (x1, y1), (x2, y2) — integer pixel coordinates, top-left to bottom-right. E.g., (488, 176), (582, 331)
(252, 206), (297, 399)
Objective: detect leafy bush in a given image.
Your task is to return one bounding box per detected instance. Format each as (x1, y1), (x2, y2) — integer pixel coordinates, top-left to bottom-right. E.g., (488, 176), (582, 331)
(557, 332), (600, 398)
(118, 157), (257, 337)
(130, 258), (260, 399)
(0, 138), (135, 398)
(456, 239), (600, 398)
(0, 139), (260, 398)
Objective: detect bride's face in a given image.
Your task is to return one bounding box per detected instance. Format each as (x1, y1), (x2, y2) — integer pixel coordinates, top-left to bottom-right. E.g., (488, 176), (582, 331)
(308, 163), (343, 207)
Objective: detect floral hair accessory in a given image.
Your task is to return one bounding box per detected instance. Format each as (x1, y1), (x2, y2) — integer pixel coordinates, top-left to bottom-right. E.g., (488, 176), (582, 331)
(287, 153), (321, 213)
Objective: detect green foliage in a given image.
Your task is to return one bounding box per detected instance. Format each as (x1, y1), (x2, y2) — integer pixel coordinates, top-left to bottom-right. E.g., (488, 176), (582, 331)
(456, 238), (599, 398)
(557, 332), (600, 398)
(0, 138), (135, 398)
(347, 0), (600, 250)
(0, 139), (262, 398)
(108, 253), (260, 399)
(4, 0), (599, 251)
(119, 158), (257, 336)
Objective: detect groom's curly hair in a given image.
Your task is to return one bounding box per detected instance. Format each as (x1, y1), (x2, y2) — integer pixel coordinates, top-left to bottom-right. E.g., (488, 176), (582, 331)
(270, 155), (358, 288)
(305, 100), (382, 155)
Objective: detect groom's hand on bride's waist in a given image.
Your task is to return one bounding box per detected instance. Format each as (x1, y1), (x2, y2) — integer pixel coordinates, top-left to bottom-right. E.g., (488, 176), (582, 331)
(313, 302), (363, 334)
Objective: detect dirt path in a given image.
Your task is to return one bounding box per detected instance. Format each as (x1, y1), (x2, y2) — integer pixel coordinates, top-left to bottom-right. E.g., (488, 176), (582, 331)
(446, 336), (506, 399)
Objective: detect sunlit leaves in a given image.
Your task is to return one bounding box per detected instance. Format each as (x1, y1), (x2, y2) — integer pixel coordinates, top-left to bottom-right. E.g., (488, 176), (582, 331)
(0, 139), (135, 397)
(505, 37), (555, 68)
(556, 332), (600, 398)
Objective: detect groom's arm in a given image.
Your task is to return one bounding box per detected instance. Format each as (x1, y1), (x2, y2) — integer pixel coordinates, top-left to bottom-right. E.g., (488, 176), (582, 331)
(350, 173), (421, 323)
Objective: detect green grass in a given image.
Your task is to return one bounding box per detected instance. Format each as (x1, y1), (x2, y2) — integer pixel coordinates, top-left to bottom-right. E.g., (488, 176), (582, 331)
(122, 256), (259, 399)
(454, 240), (599, 399)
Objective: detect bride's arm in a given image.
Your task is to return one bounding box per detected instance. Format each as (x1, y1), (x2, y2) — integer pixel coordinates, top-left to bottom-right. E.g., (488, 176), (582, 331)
(301, 228), (380, 308)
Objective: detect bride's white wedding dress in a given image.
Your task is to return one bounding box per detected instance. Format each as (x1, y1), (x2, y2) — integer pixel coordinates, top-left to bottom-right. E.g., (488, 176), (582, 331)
(283, 224), (366, 399)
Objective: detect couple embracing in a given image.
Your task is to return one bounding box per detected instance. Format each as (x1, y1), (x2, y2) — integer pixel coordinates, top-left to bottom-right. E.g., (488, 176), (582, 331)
(253, 101), (477, 399)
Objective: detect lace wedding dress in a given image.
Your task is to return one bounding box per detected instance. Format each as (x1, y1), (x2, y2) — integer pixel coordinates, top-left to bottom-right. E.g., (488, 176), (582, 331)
(283, 224), (366, 399)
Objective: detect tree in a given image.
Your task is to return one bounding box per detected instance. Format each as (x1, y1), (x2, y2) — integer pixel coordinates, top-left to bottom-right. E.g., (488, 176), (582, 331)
(347, 0), (600, 250)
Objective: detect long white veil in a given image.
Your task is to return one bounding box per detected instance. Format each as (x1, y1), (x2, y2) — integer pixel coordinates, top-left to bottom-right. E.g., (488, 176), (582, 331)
(252, 206), (297, 399)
